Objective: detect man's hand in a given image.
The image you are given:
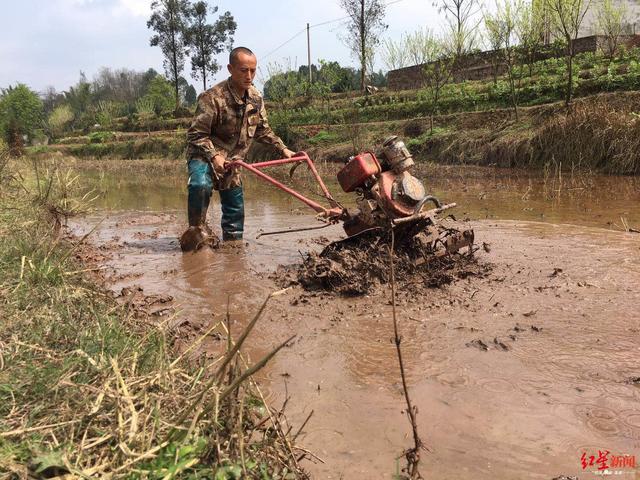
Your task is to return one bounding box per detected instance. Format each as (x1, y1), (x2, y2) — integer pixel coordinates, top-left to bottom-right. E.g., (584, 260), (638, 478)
(282, 148), (297, 158)
(212, 154), (227, 175)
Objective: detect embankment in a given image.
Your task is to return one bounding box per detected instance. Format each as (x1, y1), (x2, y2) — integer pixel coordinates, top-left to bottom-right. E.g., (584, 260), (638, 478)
(291, 91), (640, 175)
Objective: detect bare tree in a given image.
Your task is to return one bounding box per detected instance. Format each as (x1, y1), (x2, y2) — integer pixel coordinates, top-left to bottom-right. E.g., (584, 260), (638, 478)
(148, 0), (192, 112)
(381, 37), (409, 70)
(435, 0), (483, 63)
(545, 0), (592, 105)
(597, 0), (627, 61)
(185, 1), (236, 92)
(422, 37), (454, 132)
(339, 0), (388, 91)
(517, 0), (546, 76)
(91, 67), (147, 105)
(486, 0), (522, 120)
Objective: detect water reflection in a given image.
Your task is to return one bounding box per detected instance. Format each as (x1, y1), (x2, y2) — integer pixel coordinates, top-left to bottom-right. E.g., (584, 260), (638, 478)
(82, 161), (640, 231)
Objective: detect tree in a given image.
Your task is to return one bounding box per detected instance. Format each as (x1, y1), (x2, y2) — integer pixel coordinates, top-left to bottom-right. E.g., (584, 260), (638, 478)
(545, 0), (592, 105)
(382, 28), (440, 71)
(0, 84), (44, 154)
(95, 100), (120, 129)
(484, 10), (507, 83)
(517, 0), (546, 76)
(184, 84), (197, 105)
(436, 0), (483, 63)
(64, 73), (92, 120)
(597, 0), (627, 61)
(143, 75), (175, 116)
(47, 105), (74, 140)
(135, 96), (156, 135)
(405, 28), (442, 66)
(185, 1), (236, 92)
(339, 0), (388, 91)
(91, 67), (148, 106)
(41, 86), (65, 116)
(421, 38), (454, 132)
(485, 0), (522, 120)
(381, 37), (409, 70)
(148, 0), (192, 112)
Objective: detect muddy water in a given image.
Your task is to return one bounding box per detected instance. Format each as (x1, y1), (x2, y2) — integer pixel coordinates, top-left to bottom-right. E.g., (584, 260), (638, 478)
(73, 161), (640, 479)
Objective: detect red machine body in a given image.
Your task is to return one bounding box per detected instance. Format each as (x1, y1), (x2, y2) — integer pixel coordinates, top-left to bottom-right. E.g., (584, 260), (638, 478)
(337, 152), (381, 192)
(336, 136), (434, 236)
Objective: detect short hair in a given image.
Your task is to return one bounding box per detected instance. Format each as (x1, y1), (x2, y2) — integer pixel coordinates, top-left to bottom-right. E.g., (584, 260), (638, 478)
(229, 47), (255, 65)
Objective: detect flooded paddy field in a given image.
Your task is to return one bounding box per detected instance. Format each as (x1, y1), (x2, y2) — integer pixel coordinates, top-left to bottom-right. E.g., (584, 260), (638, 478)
(70, 159), (640, 479)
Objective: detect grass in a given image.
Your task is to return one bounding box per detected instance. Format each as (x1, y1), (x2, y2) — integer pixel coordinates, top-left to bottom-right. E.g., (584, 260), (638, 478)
(28, 137), (187, 160)
(307, 130), (340, 145)
(0, 151), (308, 478)
(408, 94), (640, 174)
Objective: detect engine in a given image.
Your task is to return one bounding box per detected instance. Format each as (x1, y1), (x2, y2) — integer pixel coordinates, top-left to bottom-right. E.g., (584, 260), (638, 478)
(337, 136), (439, 237)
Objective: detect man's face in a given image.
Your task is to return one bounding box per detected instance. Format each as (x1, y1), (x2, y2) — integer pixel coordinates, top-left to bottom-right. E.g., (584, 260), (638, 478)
(228, 52), (257, 93)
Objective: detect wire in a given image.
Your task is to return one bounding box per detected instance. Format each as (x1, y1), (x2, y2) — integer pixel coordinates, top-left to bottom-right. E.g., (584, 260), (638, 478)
(262, 0), (407, 60)
(262, 28), (307, 60)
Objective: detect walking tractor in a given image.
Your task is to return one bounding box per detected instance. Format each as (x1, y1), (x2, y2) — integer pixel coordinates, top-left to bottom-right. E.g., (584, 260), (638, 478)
(181, 136), (474, 258)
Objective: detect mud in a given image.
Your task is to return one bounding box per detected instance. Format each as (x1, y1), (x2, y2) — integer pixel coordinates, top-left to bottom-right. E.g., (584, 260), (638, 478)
(279, 226), (488, 296)
(69, 164), (640, 479)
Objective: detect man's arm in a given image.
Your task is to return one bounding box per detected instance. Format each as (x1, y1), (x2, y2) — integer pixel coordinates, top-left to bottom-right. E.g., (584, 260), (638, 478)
(187, 93), (220, 161)
(253, 103), (295, 158)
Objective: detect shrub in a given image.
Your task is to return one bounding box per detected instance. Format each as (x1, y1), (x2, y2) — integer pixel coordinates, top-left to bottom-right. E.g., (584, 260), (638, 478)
(0, 84), (44, 153)
(48, 105), (75, 140)
(88, 131), (115, 144)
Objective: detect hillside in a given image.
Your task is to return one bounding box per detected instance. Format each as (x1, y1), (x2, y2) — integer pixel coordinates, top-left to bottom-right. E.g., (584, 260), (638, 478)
(30, 48), (640, 174)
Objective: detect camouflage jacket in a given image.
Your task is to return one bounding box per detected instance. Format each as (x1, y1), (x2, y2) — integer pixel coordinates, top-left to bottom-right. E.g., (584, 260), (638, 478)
(186, 78), (287, 189)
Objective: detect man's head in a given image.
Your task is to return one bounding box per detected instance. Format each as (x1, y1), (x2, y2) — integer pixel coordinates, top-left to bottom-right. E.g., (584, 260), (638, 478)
(228, 47), (257, 94)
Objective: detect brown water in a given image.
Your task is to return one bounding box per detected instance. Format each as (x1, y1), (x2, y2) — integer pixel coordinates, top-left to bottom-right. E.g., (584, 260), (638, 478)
(72, 160), (640, 479)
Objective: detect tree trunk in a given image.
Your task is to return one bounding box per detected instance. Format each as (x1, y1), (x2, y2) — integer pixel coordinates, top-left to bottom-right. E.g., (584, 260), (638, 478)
(565, 39), (573, 106)
(201, 34), (207, 91)
(169, 7), (180, 113)
(360, 0), (366, 91)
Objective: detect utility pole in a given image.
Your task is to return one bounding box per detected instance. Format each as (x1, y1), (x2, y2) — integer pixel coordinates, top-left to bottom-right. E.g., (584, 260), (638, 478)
(307, 22), (312, 83)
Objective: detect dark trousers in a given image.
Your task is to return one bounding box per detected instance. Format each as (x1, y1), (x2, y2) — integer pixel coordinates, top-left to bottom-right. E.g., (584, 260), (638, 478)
(187, 159), (244, 240)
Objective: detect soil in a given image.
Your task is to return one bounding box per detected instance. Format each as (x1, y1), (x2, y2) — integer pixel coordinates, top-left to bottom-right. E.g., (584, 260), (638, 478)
(276, 225), (489, 296)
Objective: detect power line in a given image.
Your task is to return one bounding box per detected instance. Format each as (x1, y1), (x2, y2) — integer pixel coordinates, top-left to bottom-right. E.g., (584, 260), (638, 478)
(262, 28), (307, 60)
(309, 0), (405, 29)
(262, 0), (406, 61)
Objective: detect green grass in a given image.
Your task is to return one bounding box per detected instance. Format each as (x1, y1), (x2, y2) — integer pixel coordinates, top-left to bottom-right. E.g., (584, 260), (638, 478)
(307, 130), (341, 145)
(406, 127), (448, 150)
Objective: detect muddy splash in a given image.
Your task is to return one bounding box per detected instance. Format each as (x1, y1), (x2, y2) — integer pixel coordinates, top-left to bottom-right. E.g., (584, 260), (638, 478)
(279, 226), (488, 295)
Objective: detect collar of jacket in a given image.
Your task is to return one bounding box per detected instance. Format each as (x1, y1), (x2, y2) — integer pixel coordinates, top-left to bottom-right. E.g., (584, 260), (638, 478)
(225, 78), (261, 107)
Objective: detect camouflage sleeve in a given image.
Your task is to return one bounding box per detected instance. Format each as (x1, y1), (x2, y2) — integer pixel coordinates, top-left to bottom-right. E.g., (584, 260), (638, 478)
(253, 102), (287, 154)
(186, 93), (218, 160)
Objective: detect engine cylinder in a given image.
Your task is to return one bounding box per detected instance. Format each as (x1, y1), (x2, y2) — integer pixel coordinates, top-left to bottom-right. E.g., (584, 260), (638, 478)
(382, 136), (414, 173)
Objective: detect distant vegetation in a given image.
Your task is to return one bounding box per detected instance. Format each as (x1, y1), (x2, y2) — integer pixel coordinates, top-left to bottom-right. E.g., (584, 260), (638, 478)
(266, 47), (640, 128)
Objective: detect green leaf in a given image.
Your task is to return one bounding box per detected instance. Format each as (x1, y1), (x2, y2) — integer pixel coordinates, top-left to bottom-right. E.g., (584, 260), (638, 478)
(29, 450), (70, 478)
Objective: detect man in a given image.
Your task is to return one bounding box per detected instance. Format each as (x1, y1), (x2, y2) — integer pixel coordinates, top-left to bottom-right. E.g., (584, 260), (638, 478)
(185, 46), (295, 242)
